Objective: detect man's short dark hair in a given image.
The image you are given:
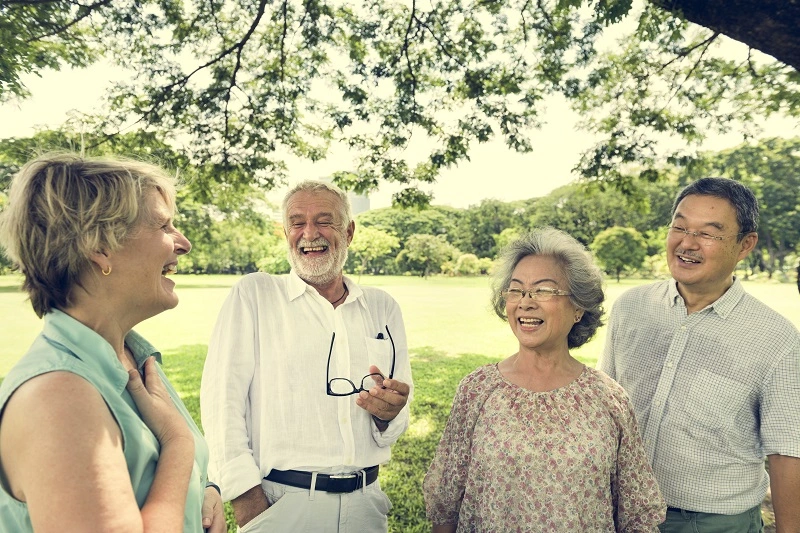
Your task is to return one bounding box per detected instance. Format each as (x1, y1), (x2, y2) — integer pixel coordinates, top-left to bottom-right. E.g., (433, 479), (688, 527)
(672, 177), (759, 239)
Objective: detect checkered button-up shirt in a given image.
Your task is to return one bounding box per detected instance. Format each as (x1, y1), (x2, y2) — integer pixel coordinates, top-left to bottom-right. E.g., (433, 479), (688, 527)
(599, 278), (800, 514)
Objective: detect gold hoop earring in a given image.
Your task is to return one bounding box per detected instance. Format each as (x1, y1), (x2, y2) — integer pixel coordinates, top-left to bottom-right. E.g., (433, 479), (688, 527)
(102, 265), (112, 276)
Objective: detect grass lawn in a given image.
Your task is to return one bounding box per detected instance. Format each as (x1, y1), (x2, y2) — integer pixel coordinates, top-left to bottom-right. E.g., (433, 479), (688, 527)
(2, 273), (798, 531)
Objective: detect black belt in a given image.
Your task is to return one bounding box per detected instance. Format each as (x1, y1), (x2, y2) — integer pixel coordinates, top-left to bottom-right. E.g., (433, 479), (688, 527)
(265, 465), (379, 493)
(667, 506), (694, 513)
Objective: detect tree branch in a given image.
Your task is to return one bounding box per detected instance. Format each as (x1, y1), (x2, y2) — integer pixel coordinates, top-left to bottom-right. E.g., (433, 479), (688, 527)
(134, 0), (268, 128)
(23, 0), (114, 44)
(658, 31), (719, 72)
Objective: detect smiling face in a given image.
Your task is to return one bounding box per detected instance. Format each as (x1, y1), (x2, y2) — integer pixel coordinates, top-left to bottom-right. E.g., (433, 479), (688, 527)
(105, 189), (191, 323)
(667, 194), (757, 300)
(505, 255), (582, 355)
(284, 189), (354, 287)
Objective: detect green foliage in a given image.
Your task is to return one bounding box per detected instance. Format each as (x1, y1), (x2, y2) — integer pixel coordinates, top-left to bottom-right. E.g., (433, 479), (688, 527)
(348, 226), (400, 275)
(456, 199), (518, 258)
(0, 129), (282, 275)
(454, 253), (481, 276)
(590, 226), (648, 281)
(396, 234), (461, 277)
(5, 0), (797, 203)
(0, 1), (101, 102)
(357, 206), (461, 245)
(526, 179), (677, 246)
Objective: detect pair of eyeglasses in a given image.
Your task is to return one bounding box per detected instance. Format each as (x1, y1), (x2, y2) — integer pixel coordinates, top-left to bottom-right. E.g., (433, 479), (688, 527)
(501, 287), (571, 303)
(326, 325), (396, 397)
(667, 225), (742, 246)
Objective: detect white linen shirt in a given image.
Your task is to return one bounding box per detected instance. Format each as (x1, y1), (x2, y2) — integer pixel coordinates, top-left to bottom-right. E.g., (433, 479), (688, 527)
(200, 271), (413, 502)
(599, 277), (800, 514)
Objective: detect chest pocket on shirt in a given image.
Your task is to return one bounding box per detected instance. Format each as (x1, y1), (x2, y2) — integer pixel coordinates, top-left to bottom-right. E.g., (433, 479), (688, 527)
(365, 337), (394, 377)
(681, 369), (750, 433)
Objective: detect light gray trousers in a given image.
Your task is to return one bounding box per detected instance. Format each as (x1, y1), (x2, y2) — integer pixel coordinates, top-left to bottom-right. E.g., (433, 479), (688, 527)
(237, 478), (392, 533)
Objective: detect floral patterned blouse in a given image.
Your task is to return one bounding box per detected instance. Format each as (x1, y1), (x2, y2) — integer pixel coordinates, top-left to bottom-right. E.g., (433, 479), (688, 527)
(423, 364), (665, 532)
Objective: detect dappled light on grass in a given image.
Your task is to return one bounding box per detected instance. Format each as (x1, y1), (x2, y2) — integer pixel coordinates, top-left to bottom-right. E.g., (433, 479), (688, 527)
(406, 415), (436, 439)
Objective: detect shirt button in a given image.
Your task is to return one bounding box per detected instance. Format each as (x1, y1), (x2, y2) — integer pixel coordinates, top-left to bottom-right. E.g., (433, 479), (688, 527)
(665, 361), (673, 368)
(680, 325), (687, 330)
(654, 401), (661, 407)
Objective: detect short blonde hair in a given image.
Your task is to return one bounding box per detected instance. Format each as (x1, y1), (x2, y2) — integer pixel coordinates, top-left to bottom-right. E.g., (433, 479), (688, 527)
(0, 152), (177, 317)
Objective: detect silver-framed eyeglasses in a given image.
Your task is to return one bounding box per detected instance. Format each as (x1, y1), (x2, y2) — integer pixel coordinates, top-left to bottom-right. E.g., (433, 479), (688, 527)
(326, 325), (396, 397)
(667, 225), (743, 246)
(501, 287), (571, 303)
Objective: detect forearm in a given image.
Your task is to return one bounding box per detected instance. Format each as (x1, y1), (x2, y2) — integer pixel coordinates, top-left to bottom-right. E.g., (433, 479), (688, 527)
(231, 484), (270, 527)
(140, 436), (195, 531)
(769, 454), (800, 533)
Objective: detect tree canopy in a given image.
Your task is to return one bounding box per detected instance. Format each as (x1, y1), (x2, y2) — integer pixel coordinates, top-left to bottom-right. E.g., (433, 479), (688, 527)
(1, 0), (798, 205)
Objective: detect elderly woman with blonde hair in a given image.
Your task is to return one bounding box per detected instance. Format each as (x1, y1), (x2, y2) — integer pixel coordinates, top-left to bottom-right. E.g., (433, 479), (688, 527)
(424, 228), (665, 532)
(0, 153), (224, 532)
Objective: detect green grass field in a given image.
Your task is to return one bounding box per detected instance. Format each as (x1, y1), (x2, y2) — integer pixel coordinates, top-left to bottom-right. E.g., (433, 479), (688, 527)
(2, 274), (798, 531)
(3, 274), (799, 377)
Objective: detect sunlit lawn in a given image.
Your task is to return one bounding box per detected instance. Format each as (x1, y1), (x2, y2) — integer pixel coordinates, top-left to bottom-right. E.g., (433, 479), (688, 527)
(4, 274), (799, 377)
(2, 273), (798, 531)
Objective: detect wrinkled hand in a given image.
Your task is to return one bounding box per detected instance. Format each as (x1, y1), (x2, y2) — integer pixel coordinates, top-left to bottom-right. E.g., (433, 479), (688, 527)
(202, 486), (225, 533)
(355, 365), (410, 422)
(126, 356), (192, 445)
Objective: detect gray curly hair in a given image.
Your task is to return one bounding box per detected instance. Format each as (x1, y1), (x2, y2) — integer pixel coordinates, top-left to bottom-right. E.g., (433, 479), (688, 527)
(490, 228), (605, 349)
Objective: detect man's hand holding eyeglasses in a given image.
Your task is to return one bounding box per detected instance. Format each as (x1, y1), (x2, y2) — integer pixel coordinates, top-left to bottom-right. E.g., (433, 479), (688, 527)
(355, 364), (410, 428)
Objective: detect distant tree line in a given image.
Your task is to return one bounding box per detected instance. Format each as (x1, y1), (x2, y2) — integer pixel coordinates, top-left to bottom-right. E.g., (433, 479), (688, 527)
(1, 132), (799, 282)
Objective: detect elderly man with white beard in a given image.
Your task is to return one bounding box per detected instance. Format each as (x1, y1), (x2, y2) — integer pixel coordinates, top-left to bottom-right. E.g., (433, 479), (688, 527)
(200, 180), (413, 533)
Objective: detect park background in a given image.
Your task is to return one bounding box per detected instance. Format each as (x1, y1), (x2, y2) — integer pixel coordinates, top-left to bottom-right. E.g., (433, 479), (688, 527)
(3, 0), (800, 531)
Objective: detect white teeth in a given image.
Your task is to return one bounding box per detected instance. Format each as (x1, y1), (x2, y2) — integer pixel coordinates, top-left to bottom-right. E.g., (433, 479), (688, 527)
(679, 255), (700, 264)
(303, 246), (326, 253)
(162, 264), (177, 275)
(519, 318), (543, 325)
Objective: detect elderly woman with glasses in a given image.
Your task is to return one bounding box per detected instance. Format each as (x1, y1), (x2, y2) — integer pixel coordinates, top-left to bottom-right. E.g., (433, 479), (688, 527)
(423, 228), (665, 532)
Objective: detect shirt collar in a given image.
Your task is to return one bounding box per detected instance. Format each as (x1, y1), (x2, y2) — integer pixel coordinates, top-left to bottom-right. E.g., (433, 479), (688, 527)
(42, 309), (162, 391)
(288, 270), (364, 307)
(668, 276), (745, 318)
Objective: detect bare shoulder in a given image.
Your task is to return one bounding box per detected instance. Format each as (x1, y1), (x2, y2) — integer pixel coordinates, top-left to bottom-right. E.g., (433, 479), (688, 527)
(3, 370), (106, 419)
(0, 371), (121, 497)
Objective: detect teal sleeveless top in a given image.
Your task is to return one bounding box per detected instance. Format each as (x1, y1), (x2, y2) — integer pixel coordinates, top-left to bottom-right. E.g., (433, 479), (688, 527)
(0, 310), (210, 531)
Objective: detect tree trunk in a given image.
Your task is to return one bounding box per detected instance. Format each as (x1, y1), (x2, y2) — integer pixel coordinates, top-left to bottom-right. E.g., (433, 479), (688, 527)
(650, 0), (800, 71)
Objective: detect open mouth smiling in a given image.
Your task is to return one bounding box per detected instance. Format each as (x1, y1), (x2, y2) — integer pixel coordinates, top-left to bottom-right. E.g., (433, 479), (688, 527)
(677, 253), (701, 264)
(519, 317), (543, 326)
(302, 245), (328, 254)
(162, 263), (177, 275)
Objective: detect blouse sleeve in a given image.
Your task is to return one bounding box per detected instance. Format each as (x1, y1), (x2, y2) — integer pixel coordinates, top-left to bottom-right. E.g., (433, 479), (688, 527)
(423, 368), (491, 526)
(611, 392), (666, 532)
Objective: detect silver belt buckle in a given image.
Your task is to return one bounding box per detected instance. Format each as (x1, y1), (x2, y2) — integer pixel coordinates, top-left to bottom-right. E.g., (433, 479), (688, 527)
(329, 473), (356, 479)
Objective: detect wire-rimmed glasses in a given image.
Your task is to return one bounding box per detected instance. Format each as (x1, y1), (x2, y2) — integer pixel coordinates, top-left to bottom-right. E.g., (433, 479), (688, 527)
(326, 325), (396, 397)
(667, 225), (743, 246)
(501, 287), (571, 303)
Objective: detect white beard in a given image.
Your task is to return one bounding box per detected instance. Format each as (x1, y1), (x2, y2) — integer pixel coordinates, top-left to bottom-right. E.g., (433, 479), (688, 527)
(288, 236), (349, 286)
